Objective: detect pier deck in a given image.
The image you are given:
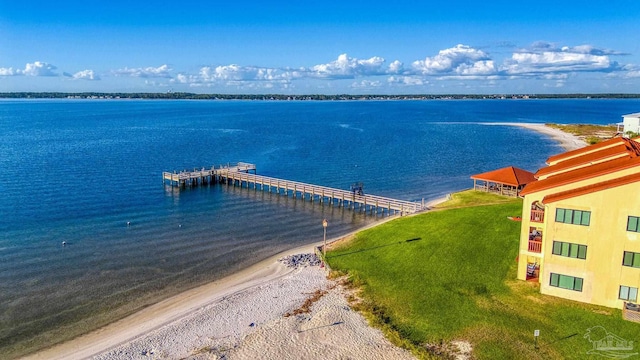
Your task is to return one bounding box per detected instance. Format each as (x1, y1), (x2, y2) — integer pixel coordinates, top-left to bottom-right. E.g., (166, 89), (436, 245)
(162, 162), (256, 187)
(163, 163), (423, 215)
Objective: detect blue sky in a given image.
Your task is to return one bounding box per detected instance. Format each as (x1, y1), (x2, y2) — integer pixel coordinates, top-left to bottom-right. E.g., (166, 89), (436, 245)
(1, 1), (640, 94)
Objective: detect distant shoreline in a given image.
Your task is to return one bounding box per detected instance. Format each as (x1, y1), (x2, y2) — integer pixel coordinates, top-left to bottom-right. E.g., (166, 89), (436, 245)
(2, 92), (640, 101)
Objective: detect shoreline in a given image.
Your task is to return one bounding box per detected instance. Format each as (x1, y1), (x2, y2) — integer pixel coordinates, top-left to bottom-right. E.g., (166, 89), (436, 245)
(482, 122), (588, 151)
(22, 215), (409, 360)
(23, 241), (322, 360)
(22, 122), (584, 359)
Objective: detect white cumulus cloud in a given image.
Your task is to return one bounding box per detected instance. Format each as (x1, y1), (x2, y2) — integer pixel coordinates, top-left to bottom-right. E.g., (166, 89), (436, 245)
(388, 60), (404, 74)
(113, 64), (172, 78)
(171, 64), (301, 88)
(205, 65), (282, 81)
(350, 80), (382, 89)
(456, 60), (497, 76)
(0, 67), (16, 76)
(71, 69), (100, 80)
(387, 76), (425, 86)
(308, 54), (393, 79)
(22, 61), (58, 76)
(541, 73), (569, 80)
(33, 42), (628, 91)
(619, 64), (640, 78)
(411, 44), (496, 76)
(0, 62), (59, 76)
(504, 42), (618, 76)
(186, 65), (297, 84)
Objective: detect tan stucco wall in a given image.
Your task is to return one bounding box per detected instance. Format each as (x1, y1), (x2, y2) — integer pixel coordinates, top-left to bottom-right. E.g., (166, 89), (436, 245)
(518, 169), (640, 309)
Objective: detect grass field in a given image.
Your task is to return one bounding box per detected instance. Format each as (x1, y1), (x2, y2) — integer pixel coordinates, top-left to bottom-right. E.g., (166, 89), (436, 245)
(327, 191), (639, 359)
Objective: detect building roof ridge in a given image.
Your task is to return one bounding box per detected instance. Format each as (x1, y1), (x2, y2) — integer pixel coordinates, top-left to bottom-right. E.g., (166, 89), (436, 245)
(545, 137), (625, 165)
(520, 156), (640, 196)
(542, 172), (640, 204)
(536, 144), (632, 178)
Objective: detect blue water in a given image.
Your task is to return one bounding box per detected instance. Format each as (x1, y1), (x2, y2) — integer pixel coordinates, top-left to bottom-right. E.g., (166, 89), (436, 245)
(0, 98), (638, 356)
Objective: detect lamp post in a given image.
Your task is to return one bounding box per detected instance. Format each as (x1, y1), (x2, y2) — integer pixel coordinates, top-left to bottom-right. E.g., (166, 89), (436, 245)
(322, 219), (328, 260)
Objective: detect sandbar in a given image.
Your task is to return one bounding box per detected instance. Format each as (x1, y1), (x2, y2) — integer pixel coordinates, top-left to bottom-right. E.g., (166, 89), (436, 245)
(482, 122), (587, 151)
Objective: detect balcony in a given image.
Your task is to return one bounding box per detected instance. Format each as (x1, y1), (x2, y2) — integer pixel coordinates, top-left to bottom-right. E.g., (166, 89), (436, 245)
(528, 239), (543, 253)
(528, 226), (543, 253)
(530, 209), (545, 223)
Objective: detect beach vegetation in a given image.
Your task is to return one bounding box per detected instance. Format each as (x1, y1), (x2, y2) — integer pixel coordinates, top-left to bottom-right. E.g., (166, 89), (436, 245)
(545, 123), (618, 144)
(284, 289), (329, 317)
(327, 191), (639, 359)
(626, 130), (640, 138)
(585, 136), (600, 145)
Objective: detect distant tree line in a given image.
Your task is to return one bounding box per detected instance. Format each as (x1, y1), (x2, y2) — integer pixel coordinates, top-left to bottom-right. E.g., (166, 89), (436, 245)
(1, 92), (640, 100)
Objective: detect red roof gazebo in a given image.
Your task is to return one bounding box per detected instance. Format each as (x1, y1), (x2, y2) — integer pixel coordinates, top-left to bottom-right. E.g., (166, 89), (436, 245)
(470, 166), (536, 197)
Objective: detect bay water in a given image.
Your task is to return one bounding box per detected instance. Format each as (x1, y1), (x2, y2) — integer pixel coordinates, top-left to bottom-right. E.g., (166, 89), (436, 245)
(1, 98), (638, 357)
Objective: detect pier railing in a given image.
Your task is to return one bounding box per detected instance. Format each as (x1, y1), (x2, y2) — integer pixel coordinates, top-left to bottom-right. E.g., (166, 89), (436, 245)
(162, 163), (257, 187)
(219, 170), (423, 214)
(163, 163), (423, 215)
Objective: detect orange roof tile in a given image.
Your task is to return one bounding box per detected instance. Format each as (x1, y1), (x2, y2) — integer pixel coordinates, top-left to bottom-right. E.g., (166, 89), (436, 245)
(535, 143), (635, 178)
(470, 166), (536, 187)
(542, 172), (640, 204)
(546, 137), (626, 165)
(520, 156), (640, 196)
(628, 137), (640, 153)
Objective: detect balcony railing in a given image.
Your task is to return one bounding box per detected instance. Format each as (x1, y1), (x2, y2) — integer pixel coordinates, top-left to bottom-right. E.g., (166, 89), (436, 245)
(530, 210), (545, 223)
(623, 302), (640, 323)
(528, 239), (542, 253)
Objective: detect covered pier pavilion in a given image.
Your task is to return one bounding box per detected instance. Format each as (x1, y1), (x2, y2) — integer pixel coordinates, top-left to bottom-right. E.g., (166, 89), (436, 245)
(470, 166), (536, 197)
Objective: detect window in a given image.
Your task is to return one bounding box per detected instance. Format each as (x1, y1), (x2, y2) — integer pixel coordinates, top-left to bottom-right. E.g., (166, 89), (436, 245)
(555, 208), (590, 226)
(619, 286), (638, 302)
(550, 273), (583, 291)
(622, 251), (640, 268)
(552, 241), (587, 259)
(627, 216), (640, 232)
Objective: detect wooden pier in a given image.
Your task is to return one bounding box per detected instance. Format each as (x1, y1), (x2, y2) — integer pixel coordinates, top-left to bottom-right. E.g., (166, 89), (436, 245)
(163, 162), (423, 215)
(162, 162), (256, 187)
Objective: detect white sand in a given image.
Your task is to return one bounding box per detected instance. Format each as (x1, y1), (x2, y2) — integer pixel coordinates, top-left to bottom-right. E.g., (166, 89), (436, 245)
(226, 284), (414, 360)
(24, 244), (415, 360)
(482, 122), (587, 151)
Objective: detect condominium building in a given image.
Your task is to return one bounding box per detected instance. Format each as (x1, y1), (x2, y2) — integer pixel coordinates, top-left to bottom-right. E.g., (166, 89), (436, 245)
(517, 136), (640, 310)
(623, 113), (640, 135)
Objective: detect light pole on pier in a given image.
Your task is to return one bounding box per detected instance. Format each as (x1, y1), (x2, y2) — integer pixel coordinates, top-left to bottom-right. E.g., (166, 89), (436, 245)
(322, 219), (328, 261)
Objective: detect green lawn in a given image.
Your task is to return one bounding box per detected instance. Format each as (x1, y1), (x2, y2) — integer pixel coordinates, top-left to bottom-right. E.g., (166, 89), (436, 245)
(327, 192), (639, 359)
(433, 189), (520, 209)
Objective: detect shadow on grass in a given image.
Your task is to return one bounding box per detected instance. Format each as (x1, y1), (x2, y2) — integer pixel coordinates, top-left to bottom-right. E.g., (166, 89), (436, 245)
(329, 238), (422, 258)
(549, 333), (578, 344)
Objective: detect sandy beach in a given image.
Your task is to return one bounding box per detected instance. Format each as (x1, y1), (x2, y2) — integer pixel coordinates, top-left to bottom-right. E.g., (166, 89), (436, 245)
(23, 242), (415, 360)
(483, 122), (588, 151)
(22, 123), (585, 360)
